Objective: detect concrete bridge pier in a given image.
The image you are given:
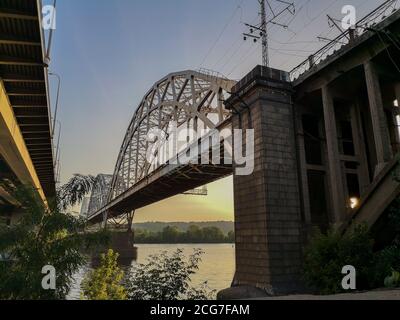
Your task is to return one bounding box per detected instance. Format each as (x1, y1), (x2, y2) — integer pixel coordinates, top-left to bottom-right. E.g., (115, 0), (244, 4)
(109, 211), (137, 266)
(109, 231), (137, 266)
(224, 66), (304, 296)
(92, 211), (137, 267)
(91, 231), (137, 267)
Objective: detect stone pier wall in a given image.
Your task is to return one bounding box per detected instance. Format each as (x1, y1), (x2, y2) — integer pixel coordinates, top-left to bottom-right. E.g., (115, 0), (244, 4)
(226, 66), (304, 295)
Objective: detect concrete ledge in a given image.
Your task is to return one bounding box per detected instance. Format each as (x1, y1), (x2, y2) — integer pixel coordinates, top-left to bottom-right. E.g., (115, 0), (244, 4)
(217, 286), (400, 300)
(253, 288), (400, 300)
(217, 286), (269, 300)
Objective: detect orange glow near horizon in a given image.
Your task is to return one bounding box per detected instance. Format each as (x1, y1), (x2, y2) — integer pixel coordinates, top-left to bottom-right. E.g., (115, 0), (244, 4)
(134, 176), (234, 223)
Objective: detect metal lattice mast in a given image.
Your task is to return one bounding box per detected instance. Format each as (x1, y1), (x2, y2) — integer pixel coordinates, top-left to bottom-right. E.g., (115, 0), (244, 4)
(260, 0), (269, 67)
(243, 0), (295, 68)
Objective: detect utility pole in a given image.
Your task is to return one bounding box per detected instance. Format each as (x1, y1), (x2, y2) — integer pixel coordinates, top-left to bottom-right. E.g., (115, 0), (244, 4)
(260, 0), (268, 67)
(243, 0), (295, 68)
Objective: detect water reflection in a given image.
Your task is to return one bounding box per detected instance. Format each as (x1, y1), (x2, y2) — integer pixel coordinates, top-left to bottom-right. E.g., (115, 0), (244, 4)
(67, 243), (235, 300)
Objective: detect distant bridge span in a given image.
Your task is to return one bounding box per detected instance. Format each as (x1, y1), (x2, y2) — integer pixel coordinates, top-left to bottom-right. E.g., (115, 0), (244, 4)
(88, 70), (236, 223)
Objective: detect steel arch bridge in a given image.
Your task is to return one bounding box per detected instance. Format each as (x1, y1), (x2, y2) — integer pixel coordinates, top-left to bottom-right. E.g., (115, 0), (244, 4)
(87, 70), (236, 223)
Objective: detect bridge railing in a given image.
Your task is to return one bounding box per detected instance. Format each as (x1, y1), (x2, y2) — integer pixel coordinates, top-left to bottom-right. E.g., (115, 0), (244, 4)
(289, 0), (400, 82)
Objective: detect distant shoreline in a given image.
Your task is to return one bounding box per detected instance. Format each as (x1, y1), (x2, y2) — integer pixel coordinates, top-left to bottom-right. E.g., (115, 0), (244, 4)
(134, 241), (235, 245)
(131, 222), (235, 244)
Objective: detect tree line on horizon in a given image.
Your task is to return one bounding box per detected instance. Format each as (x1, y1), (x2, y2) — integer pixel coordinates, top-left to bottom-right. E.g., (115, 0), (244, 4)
(133, 225), (235, 244)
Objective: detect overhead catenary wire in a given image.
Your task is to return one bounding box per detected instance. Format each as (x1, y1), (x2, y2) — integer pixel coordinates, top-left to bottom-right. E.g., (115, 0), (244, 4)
(242, 0), (298, 67)
(278, 0), (386, 70)
(227, 42), (262, 77)
(215, 0), (298, 75)
(199, 0), (245, 69)
(211, 12), (262, 71)
(218, 0), (395, 79)
(224, 0), (306, 77)
(276, 0), (342, 69)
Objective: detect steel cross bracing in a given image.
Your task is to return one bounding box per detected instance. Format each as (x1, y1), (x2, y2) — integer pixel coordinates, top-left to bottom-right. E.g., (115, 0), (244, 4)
(107, 71), (236, 206)
(87, 174), (113, 216)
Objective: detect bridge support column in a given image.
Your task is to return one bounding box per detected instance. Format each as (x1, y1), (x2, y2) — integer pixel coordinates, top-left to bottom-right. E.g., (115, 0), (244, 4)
(225, 66), (304, 296)
(364, 60), (393, 175)
(321, 85), (346, 224)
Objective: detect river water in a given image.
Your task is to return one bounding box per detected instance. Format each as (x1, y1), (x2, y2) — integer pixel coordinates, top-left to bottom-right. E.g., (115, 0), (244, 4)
(67, 243), (235, 300)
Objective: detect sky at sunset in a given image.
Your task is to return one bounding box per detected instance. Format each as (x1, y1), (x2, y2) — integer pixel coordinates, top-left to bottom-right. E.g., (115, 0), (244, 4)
(47, 0), (387, 222)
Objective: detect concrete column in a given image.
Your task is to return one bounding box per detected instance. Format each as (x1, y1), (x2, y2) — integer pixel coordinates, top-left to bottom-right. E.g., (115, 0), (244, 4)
(225, 66), (304, 296)
(321, 85), (346, 224)
(351, 102), (370, 194)
(364, 60), (393, 174)
(295, 109), (312, 226)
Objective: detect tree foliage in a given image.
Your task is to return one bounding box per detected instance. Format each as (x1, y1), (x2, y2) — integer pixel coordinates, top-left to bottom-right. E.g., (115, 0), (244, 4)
(303, 221), (400, 294)
(81, 249), (127, 300)
(58, 174), (96, 211)
(303, 225), (376, 294)
(126, 249), (216, 300)
(134, 225), (234, 244)
(0, 181), (109, 300)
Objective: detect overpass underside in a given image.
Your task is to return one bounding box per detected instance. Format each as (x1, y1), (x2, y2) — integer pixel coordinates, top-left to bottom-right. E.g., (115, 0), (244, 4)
(0, 0), (55, 222)
(90, 162), (232, 224)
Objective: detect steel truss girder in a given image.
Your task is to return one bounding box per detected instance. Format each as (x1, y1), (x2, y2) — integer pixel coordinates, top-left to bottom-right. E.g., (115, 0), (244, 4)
(109, 70), (235, 202)
(87, 174), (113, 216)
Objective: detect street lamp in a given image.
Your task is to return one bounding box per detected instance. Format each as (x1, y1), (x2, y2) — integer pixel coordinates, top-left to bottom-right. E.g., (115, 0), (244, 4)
(49, 72), (61, 137)
(54, 120), (62, 185)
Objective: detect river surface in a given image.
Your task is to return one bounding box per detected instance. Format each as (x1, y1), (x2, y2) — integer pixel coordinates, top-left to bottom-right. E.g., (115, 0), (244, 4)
(67, 243), (235, 300)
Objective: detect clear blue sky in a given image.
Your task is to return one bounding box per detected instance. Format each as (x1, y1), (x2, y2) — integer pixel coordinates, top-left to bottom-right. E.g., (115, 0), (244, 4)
(47, 0), (386, 220)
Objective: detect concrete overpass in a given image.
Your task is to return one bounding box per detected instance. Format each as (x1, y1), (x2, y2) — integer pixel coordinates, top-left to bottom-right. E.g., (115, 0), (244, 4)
(0, 0), (55, 221)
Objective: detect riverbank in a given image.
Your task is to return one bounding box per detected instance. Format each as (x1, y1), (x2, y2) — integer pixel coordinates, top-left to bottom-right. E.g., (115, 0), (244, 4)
(68, 243), (236, 300)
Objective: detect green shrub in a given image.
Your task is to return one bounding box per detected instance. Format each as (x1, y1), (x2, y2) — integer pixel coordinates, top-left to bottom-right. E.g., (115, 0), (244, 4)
(303, 225), (376, 294)
(384, 270), (400, 288)
(126, 249), (216, 300)
(0, 185), (109, 300)
(81, 249), (127, 300)
(368, 245), (400, 287)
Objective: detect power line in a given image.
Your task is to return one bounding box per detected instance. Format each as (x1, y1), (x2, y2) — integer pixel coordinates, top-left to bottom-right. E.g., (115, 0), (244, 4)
(276, 0), (341, 69)
(199, 0), (244, 68)
(270, 37), (320, 45)
(224, 0), (304, 76)
(214, 0), (287, 74)
(212, 10), (268, 72)
(219, 41), (245, 72)
(211, 37), (242, 70)
(227, 42), (261, 77)
(242, 0), (296, 67)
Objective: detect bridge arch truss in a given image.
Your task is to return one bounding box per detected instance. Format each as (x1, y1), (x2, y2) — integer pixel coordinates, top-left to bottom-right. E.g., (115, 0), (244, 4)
(108, 70), (236, 205)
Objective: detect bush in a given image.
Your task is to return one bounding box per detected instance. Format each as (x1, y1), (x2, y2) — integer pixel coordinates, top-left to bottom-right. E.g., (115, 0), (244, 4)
(126, 249), (215, 300)
(303, 225), (376, 294)
(0, 185), (109, 300)
(368, 244), (400, 287)
(81, 249), (127, 300)
(384, 270), (400, 288)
